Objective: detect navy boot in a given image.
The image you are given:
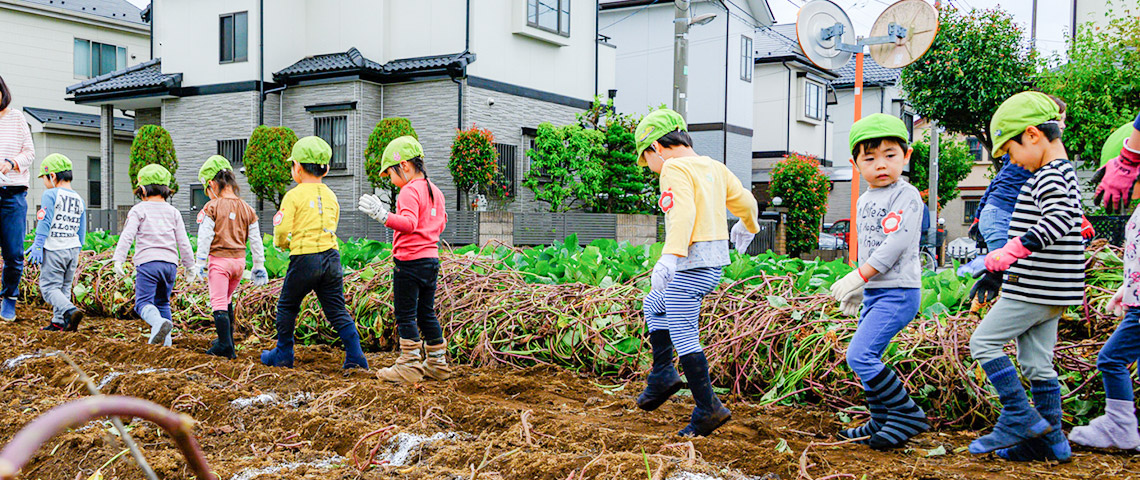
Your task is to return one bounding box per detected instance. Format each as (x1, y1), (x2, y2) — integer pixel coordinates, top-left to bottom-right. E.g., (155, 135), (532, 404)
(261, 311), (295, 368)
(637, 330), (684, 411)
(205, 310), (236, 359)
(337, 323), (369, 370)
(677, 351), (731, 437)
(969, 357), (1053, 454)
(995, 379), (1072, 462)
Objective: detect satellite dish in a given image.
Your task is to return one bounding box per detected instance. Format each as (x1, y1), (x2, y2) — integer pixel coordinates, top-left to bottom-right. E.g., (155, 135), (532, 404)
(868, 0), (939, 69)
(796, 0), (856, 71)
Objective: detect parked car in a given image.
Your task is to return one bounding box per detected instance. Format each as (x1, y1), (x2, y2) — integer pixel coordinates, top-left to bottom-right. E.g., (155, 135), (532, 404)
(819, 232), (847, 250)
(825, 219), (851, 246)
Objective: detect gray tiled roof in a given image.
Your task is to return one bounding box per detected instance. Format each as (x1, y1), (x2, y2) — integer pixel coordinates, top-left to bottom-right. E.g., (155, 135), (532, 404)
(24, 107), (133, 132)
(831, 56), (900, 88)
(66, 58), (182, 95)
(19, 0), (146, 25)
(274, 47), (475, 82)
(754, 24), (805, 59)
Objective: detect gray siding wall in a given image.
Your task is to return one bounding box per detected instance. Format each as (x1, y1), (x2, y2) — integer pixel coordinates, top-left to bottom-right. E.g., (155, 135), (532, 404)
(135, 108), (161, 128)
(382, 80), (465, 210)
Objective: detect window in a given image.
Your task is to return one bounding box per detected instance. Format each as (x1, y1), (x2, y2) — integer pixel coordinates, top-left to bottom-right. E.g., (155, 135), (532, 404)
(964, 198), (981, 224)
(315, 116), (348, 170)
(217, 139), (247, 167)
(740, 36), (753, 82)
(527, 0), (570, 36)
(87, 156), (101, 208)
(493, 143), (518, 196)
(804, 81), (823, 121)
(968, 137), (984, 163)
(190, 185), (209, 211)
(74, 39), (126, 78)
(219, 12), (249, 63)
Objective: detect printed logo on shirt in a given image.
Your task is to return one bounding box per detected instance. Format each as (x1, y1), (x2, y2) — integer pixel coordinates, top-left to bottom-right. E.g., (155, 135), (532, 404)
(228, 212), (236, 220)
(881, 210), (903, 234)
(659, 190), (674, 213)
(273, 211), (283, 226)
(36, 208), (45, 221)
(196, 210), (205, 224)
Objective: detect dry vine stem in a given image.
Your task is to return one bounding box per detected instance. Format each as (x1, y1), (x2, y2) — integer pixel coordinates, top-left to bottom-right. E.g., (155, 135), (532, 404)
(797, 437), (866, 480)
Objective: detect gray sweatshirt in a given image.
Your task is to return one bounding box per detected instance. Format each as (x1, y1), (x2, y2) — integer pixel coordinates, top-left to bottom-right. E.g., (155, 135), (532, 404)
(856, 179), (923, 289)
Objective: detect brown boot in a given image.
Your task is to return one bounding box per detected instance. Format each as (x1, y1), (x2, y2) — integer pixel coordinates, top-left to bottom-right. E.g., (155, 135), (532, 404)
(376, 339), (424, 383)
(422, 341), (452, 381)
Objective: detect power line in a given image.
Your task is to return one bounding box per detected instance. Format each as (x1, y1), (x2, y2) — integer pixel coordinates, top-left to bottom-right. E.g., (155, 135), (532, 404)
(599, 0), (660, 31)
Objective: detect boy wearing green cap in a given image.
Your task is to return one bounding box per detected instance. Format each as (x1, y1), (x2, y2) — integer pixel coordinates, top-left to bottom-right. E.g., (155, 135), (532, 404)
(27, 153), (86, 332)
(193, 155), (267, 359)
(260, 136), (368, 371)
(357, 135), (450, 383)
(830, 113), (928, 450)
(632, 108), (760, 437)
(966, 91), (1081, 462)
(112, 164), (195, 346)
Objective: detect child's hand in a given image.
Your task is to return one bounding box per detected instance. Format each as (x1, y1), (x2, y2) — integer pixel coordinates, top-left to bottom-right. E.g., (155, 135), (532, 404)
(191, 263), (207, 283)
(1081, 216), (1096, 241)
(829, 269), (866, 302)
(252, 268), (269, 286)
(1093, 143), (1140, 214)
(651, 254), (678, 292)
(1107, 285), (1127, 317)
(113, 261), (126, 277)
(984, 237), (1031, 272)
(730, 220), (756, 255)
(839, 290), (863, 317)
(23, 246), (41, 266)
(358, 194), (389, 224)
(969, 270), (1002, 304)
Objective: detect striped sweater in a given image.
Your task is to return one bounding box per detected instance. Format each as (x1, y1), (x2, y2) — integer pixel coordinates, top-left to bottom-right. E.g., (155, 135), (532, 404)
(1002, 159), (1084, 305)
(0, 108), (33, 187)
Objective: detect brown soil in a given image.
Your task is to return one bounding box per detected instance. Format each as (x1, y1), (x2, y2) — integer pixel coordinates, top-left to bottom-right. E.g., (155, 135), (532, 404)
(0, 306), (1137, 480)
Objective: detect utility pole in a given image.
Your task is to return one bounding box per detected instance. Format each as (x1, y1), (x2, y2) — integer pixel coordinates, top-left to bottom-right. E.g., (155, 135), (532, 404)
(1030, 0), (1038, 52)
(928, 122), (939, 247)
(673, 0), (690, 119)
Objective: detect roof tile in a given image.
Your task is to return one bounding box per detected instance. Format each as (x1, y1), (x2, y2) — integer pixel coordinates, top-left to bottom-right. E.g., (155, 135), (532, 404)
(24, 106), (133, 132)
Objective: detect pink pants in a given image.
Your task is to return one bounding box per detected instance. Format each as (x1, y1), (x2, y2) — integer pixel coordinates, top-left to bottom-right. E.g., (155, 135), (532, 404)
(207, 255), (245, 311)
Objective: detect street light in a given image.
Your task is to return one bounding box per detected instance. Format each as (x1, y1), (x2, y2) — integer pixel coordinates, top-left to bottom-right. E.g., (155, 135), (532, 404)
(673, 1), (716, 120)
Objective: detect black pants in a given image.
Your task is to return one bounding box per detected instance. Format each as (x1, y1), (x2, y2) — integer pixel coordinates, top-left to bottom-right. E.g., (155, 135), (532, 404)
(274, 249), (355, 349)
(393, 257), (443, 345)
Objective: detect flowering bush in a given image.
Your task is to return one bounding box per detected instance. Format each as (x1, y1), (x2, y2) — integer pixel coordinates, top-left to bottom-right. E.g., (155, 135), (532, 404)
(769, 153), (830, 256)
(448, 126), (508, 208)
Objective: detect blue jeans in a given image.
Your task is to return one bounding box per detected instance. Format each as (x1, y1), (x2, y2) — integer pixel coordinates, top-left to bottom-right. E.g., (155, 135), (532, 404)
(135, 261), (176, 321)
(643, 267), (723, 356)
(1098, 308), (1140, 401)
(274, 249), (357, 350)
(846, 288), (922, 387)
(0, 187), (26, 299)
(979, 204), (1012, 251)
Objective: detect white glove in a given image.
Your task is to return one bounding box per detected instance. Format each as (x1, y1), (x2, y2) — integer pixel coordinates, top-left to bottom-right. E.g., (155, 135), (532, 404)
(730, 219), (756, 255)
(651, 254), (679, 292)
(358, 194), (389, 224)
(113, 261), (126, 277)
(840, 289), (863, 317)
(830, 269), (867, 302)
(191, 260), (207, 283)
(251, 261), (268, 286)
(1107, 284), (1127, 317)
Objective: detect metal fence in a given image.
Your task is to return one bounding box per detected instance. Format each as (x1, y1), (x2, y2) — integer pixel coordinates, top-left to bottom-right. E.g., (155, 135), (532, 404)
(514, 212), (619, 245)
(1088, 215), (1128, 246)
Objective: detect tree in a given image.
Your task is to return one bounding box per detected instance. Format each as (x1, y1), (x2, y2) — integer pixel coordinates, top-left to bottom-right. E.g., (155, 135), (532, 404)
(900, 7), (1037, 155)
(364, 118), (418, 209)
(448, 126), (507, 209)
(579, 99), (658, 214)
(769, 153), (830, 257)
(1037, 1), (1140, 164)
(907, 133), (975, 208)
(128, 125), (179, 193)
(522, 123), (605, 212)
(244, 125), (298, 209)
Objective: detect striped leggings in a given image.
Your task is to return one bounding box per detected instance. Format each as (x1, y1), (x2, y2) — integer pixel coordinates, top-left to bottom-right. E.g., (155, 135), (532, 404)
(643, 267), (722, 356)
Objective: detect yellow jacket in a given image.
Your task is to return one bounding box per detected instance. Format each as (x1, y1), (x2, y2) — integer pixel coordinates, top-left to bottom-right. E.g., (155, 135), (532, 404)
(273, 183), (340, 255)
(659, 156), (759, 256)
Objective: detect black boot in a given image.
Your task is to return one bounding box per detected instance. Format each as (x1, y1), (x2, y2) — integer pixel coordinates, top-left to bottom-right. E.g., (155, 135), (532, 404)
(205, 310), (236, 359)
(227, 303), (237, 343)
(637, 330), (684, 411)
(678, 351), (731, 437)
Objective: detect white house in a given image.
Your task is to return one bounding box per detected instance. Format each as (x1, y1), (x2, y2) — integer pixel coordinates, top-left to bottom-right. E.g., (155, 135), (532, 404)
(598, 0), (774, 186)
(0, 0), (148, 220)
(68, 0), (617, 214)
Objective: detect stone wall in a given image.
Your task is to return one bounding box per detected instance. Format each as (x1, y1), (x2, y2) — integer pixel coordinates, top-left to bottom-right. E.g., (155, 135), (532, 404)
(616, 214), (658, 246)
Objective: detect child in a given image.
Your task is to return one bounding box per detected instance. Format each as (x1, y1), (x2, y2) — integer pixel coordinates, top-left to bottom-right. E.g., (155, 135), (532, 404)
(112, 164), (194, 346)
(260, 136), (368, 370)
(1068, 111), (1140, 451)
(26, 153), (86, 331)
(966, 91), (1082, 462)
(830, 113), (928, 449)
(632, 109), (759, 437)
(193, 155), (267, 359)
(357, 136), (449, 383)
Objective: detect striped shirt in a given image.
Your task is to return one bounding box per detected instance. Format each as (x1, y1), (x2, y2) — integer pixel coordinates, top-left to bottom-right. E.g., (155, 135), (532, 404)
(0, 108), (33, 187)
(1002, 159), (1084, 305)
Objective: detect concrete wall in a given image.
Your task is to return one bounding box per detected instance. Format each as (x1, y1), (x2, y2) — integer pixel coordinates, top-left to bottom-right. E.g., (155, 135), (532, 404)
(27, 130), (134, 213)
(0, 4), (148, 113)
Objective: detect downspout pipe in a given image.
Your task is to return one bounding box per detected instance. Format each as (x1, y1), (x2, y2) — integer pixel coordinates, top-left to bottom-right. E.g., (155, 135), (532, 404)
(722, 3), (729, 165)
(781, 60), (791, 154)
(258, 0), (265, 125)
(595, 2), (599, 98)
(453, 0), (471, 210)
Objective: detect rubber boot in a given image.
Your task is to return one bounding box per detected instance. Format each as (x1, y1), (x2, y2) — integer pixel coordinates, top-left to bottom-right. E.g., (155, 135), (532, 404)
(337, 323), (369, 370)
(260, 310), (295, 368)
(63, 308), (84, 332)
(839, 391), (887, 441)
(1069, 398), (1140, 450)
(865, 367), (929, 449)
(677, 351), (731, 437)
(205, 310), (236, 359)
(139, 304), (172, 346)
(422, 340), (452, 380)
(969, 357), (1053, 454)
(227, 303), (236, 342)
(995, 379), (1072, 462)
(637, 330), (684, 411)
(376, 338), (424, 382)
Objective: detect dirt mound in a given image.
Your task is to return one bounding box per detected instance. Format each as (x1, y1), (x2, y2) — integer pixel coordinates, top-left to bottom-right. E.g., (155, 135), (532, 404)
(0, 306), (1133, 479)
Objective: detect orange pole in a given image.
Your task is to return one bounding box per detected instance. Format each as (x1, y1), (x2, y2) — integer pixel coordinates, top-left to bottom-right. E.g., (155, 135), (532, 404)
(849, 51), (864, 266)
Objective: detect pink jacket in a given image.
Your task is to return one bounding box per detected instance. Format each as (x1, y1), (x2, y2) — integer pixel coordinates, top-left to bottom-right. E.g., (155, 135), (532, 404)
(0, 108), (34, 187)
(385, 178), (447, 261)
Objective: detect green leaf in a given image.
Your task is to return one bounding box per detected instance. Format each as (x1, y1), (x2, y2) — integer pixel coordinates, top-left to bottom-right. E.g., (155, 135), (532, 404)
(765, 295), (789, 308)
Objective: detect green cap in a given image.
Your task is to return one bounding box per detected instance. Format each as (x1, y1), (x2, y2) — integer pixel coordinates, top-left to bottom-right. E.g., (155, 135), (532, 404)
(634, 109), (687, 166)
(137, 163), (172, 187)
(990, 91), (1062, 158)
(848, 113), (909, 155)
(38, 153), (72, 177)
(198, 155), (233, 184)
(379, 136), (423, 175)
(288, 136), (332, 165)
(1101, 120), (1136, 168)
